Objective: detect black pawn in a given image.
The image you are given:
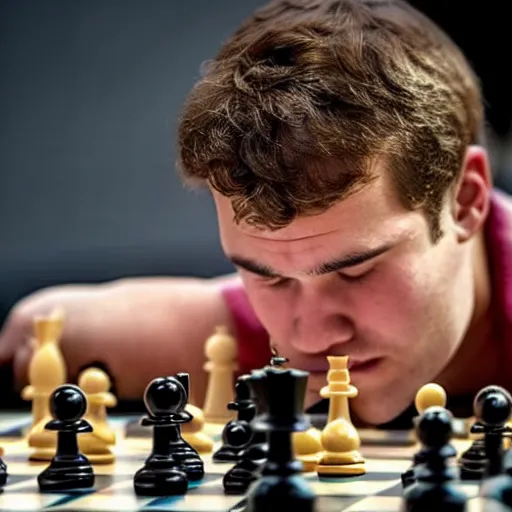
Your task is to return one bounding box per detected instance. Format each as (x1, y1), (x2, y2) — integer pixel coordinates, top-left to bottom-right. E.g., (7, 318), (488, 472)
(480, 447), (512, 506)
(458, 437), (487, 480)
(213, 375), (256, 463)
(37, 385), (94, 492)
(402, 419), (457, 488)
(223, 370), (269, 495)
(246, 367), (316, 512)
(133, 377), (188, 496)
(166, 373), (204, 481)
(401, 406), (467, 512)
(460, 385), (512, 480)
(0, 455), (7, 489)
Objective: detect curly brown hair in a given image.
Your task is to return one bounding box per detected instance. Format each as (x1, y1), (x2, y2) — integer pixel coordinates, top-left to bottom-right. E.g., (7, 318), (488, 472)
(177, 0), (484, 241)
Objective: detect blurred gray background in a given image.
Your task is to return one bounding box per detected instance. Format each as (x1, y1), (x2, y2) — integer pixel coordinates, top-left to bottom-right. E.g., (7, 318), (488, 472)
(1, 0), (511, 326)
(0, 0), (266, 323)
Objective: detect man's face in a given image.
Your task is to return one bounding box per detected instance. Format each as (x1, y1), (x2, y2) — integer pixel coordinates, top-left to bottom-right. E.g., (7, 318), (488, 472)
(213, 168), (475, 425)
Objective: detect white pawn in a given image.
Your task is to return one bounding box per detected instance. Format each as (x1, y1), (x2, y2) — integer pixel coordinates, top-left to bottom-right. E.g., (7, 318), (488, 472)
(77, 367), (117, 464)
(181, 403), (214, 453)
(202, 326), (238, 424)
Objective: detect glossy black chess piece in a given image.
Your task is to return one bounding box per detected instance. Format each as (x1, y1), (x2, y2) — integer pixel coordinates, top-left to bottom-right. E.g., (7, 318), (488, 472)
(480, 447), (512, 506)
(401, 406), (467, 512)
(133, 377), (188, 496)
(223, 369), (269, 495)
(213, 374), (256, 463)
(0, 455), (7, 488)
(458, 437), (487, 480)
(269, 345), (289, 369)
(402, 442), (457, 489)
(166, 373), (204, 481)
(460, 385), (512, 480)
(402, 416), (457, 488)
(246, 367), (317, 512)
(37, 385), (95, 492)
(243, 370), (269, 462)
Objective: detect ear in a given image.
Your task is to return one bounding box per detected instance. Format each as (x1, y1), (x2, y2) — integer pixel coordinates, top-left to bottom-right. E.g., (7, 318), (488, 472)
(451, 145), (492, 242)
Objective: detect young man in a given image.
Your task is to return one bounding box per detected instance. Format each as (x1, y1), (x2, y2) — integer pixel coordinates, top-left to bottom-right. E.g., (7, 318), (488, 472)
(1, 0), (511, 427)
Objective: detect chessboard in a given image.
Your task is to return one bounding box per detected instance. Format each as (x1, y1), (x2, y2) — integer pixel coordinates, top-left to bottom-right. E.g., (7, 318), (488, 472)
(0, 413), (488, 512)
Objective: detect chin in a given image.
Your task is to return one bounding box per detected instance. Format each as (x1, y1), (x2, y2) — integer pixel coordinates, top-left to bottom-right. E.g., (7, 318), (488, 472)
(350, 390), (413, 427)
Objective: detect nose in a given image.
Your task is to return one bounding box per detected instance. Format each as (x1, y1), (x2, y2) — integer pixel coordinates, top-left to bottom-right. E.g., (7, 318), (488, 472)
(290, 279), (355, 355)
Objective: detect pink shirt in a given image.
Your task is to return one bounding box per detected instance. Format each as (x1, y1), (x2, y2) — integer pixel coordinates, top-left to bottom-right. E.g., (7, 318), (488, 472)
(220, 190), (512, 376)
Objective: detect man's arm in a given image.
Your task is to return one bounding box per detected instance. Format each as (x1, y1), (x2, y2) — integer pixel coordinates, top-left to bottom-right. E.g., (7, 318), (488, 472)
(0, 275), (239, 405)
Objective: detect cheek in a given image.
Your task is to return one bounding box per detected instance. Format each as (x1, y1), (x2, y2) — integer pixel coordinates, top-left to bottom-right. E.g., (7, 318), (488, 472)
(240, 279), (293, 339)
(354, 263), (440, 343)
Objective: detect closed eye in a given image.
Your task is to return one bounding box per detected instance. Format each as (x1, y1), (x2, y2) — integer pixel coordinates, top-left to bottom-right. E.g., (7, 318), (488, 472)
(258, 275), (291, 288)
(338, 263), (375, 281)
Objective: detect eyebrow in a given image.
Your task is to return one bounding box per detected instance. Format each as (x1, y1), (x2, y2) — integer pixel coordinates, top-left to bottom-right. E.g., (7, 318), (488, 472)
(228, 243), (393, 278)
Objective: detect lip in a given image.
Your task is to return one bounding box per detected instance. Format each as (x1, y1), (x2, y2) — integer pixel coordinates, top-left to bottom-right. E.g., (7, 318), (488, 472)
(303, 357), (382, 373)
(348, 358), (382, 372)
(305, 358), (383, 393)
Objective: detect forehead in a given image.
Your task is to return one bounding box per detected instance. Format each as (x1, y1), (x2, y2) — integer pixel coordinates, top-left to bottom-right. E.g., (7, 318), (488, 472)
(213, 171), (412, 244)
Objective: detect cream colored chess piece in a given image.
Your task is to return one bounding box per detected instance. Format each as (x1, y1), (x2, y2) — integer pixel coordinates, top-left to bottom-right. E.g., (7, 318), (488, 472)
(316, 356), (365, 477)
(414, 382), (447, 414)
(202, 326), (238, 423)
(293, 426), (323, 472)
(415, 383), (475, 440)
(182, 404), (214, 453)
(21, 308), (67, 460)
(77, 367), (117, 464)
(413, 383), (447, 440)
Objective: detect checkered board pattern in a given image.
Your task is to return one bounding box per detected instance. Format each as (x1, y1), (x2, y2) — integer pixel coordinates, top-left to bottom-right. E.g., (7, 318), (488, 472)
(0, 414), (488, 512)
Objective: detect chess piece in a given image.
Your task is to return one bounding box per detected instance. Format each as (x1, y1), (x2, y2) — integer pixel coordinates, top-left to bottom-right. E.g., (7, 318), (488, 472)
(480, 448), (512, 506)
(37, 385), (95, 492)
(414, 383), (447, 414)
(475, 385), (512, 476)
(316, 356), (365, 477)
(460, 385), (512, 480)
(133, 377), (188, 496)
(22, 308), (67, 461)
(266, 346), (322, 471)
(181, 403), (214, 454)
(77, 367), (117, 464)
(402, 382), (454, 487)
(180, 381), (214, 456)
(401, 406), (466, 512)
(293, 427), (323, 472)
(0, 455), (7, 488)
(213, 374), (256, 463)
(223, 370), (269, 495)
(284, 347), (321, 472)
(246, 367), (317, 512)
(167, 373), (205, 481)
(268, 344), (289, 369)
(202, 326), (238, 423)
(458, 436), (486, 480)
